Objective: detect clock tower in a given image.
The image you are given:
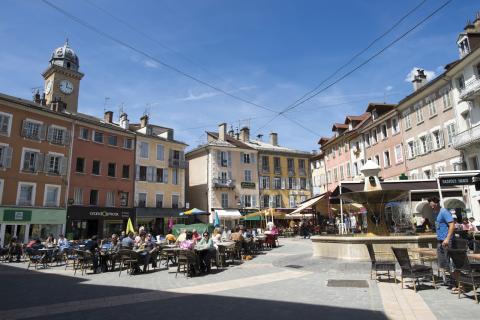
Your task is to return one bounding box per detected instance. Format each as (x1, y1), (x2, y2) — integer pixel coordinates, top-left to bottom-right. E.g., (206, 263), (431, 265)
(42, 41), (84, 113)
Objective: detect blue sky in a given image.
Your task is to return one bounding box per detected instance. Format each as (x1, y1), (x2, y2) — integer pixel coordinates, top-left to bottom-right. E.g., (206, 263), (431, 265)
(0, 0), (478, 151)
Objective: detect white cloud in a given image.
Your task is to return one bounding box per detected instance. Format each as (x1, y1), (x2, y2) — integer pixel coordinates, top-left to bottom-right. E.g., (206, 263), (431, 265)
(179, 90), (221, 101)
(404, 67), (436, 82)
(144, 60), (160, 69)
(385, 85), (393, 91)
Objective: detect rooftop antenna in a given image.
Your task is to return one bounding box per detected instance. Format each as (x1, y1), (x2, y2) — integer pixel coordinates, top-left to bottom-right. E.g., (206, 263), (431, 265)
(118, 102), (125, 120)
(103, 97), (110, 113)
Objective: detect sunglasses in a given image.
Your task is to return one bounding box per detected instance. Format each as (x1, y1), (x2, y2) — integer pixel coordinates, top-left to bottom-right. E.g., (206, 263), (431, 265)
(203, 234), (209, 237)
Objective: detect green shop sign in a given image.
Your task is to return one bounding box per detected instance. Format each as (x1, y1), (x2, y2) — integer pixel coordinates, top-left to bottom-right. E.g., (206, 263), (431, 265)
(241, 182), (256, 189)
(4, 210), (32, 222)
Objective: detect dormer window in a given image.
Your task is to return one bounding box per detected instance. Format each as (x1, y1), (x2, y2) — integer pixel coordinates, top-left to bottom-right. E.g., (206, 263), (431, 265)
(348, 123), (353, 130)
(458, 36), (470, 57)
(372, 110), (378, 120)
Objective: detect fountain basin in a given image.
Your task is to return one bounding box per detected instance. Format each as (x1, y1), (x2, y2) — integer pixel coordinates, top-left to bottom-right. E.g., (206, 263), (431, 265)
(311, 234), (437, 261)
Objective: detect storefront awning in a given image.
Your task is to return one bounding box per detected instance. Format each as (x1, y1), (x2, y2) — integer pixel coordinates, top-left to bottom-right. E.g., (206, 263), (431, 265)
(289, 193), (328, 215)
(215, 209), (241, 220)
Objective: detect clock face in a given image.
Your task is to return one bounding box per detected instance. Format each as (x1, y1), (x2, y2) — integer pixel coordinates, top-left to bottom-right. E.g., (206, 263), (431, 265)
(45, 80), (53, 95)
(59, 80), (74, 95)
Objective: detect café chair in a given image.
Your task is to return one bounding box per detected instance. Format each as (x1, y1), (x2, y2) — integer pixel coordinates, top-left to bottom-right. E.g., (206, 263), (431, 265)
(392, 247), (436, 292)
(366, 243), (396, 283)
(448, 249), (480, 304)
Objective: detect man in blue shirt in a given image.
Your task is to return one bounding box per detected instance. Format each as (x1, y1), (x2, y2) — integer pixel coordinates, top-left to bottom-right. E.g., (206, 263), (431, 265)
(428, 197), (456, 289)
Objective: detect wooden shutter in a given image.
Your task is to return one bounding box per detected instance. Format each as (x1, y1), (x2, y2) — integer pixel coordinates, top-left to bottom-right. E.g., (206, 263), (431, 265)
(426, 134), (433, 152)
(47, 126), (54, 142)
(60, 156), (68, 175)
(240, 152), (244, 163)
(251, 153), (256, 164)
(3, 146), (12, 168)
(227, 151), (232, 167)
(216, 150), (221, 165)
(43, 154), (51, 172)
(163, 168), (169, 183)
(252, 195), (257, 208)
(21, 120), (27, 137)
(39, 124), (46, 140)
(63, 129), (71, 145)
(266, 177), (270, 189)
(268, 195), (273, 208)
(35, 153), (44, 173)
(281, 178), (286, 190)
(135, 165), (140, 180)
(438, 130), (445, 148)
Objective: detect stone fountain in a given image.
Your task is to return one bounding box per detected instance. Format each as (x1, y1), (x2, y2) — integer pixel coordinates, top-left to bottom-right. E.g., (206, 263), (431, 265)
(310, 160), (436, 261)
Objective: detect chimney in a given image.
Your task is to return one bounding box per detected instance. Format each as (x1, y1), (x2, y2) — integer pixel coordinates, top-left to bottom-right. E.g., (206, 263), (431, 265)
(140, 115), (149, 128)
(270, 132), (278, 146)
(49, 100), (66, 112)
(40, 93), (46, 106)
(239, 126), (250, 142)
(104, 111), (113, 124)
(218, 123), (227, 141)
(33, 89), (41, 104)
(119, 113), (129, 129)
(412, 69), (427, 91)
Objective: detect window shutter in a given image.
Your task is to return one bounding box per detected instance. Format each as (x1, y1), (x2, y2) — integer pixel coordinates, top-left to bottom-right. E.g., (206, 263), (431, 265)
(228, 171), (232, 180)
(21, 120), (27, 137)
(147, 166), (154, 182)
(43, 154), (51, 172)
(281, 178), (286, 189)
(240, 152), (244, 163)
(414, 140), (420, 156)
(3, 146), (12, 168)
(180, 151), (185, 161)
(240, 195), (245, 207)
(216, 150), (221, 165)
(306, 179), (310, 190)
(63, 129), (71, 145)
(163, 168), (168, 183)
(169, 149), (173, 161)
(251, 154), (256, 164)
(60, 156), (68, 175)
(438, 130), (445, 148)
(296, 178), (301, 190)
(135, 165), (140, 180)
(47, 126), (54, 142)
(268, 195), (273, 208)
(426, 134), (433, 152)
(39, 124), (46, 140)
(252, 195), (257, 208)
(227, 151), (232, 167)
(35, 153), (44, 172)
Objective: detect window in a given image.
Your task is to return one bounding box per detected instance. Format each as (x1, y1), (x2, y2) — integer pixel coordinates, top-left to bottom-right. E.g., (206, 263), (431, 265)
(327, 171), (331, 183)
(243, 153), (251, 163)
(244, 170), (252, 182)
(124, 138), (133, 149)
(300, 178), (307, 189)
(395, 145), (403, 164)
(273, 157), (281, 173)
(76, 157), (85, 173)
(262, 195), (270, 208)
(364, 133), (370, 147)
(407, 141), (415, 159)
(289, 195), (296, 208)
(219, 151), (228, 167)
(391, 117), (399, 135)
(172, 168), (178, 185)
(287, 158), (294, 173)
(381, 124), (388, 139)
(415, 104), (424, 124)
(333, 168), (338, 182)
(442, 88), (452, 109)
(338, 144), (342, 155)
(92, 160), (101, 175)
(469, 156), (479, 170)
(274, 195), (282, 208)
(299, 159), (305, 172)
(108, 163), (116, 177)
(243, 195), (252, 207)
(74, 188), (83, 205)
(288, 177), (294, 189)
(119, 192), (129, 207)
(0, 145), (12, 168)
(107, 135), (117, 146)
(346, 163), (351, 177)
(221, 193), (228, 208)
(45, 154), (64, 175)
(432, 130), (444, 150)
(260, 176), (270, 189)
(106, 191), (115, 207)
(172, 195), (179, 209)
(0, 112), (12, 136)
(423, 169), (432, 179)
(340, 166), (344, 180)
(427, 97), (436, 117)
(372, 128), (378, 144)
(374, 155), (380, 166)
(122, 165), (130, 179)
(47, 126), (67, 145)
(457, 75), (465, 90)
(156, 144), (164, 161)
(262, 156), (270, 172)
(93, 131), (104, 143)
(89, 190), (99, 206)
(383, 150), (391, 167)
(403, 111), (412, 129)
(353, 163), (359, 176)
(419, 136), (428, 154)
(446, 123), (456, 146)
(155, 194), (163, 208)
(138, 165), (147, 181)
(22, 120), (44, 140)
(156, 168), (168, 183)
(17, 182), (35, 206)
(79, 127), (89, 140)
(273, 177), (281, 189)
(137, 193), (147, 208)
(139, 142), (149, 158)
(22, 150), (41, 173)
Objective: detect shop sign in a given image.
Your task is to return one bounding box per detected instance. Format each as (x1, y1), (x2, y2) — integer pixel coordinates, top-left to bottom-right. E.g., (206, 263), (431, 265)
(241, 182), (256, 189)
(88, 210), (130, 218)
(4, 210), (32, 222)
(439, 176), (475, 186)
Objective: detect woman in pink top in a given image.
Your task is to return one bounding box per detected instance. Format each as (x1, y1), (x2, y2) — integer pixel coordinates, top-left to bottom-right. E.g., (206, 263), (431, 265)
(179, 231), (196, 250)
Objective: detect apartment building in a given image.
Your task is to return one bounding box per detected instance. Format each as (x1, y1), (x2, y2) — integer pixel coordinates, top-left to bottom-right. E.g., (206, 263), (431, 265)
(186, 124), (259, 227)
(360, 103), (406, 180)
(246, 132), (312, 209)
(310, 151), (328, 196)
(0, 93), (72, 246)
(131, 115), (188, 233)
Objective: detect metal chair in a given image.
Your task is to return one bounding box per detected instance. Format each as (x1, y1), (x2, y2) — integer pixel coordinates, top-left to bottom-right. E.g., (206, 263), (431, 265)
(448, 249), (480, 303)
(176, 249), (197, 277)
(392, 247), (436, 292)
(74, 250), (93, 276)
(366, 243), (396, 282)
(118, 249), (139, 276)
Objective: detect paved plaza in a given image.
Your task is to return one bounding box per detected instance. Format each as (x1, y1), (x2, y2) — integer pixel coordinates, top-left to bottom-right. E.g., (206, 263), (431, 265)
(0, 238), (479, 320)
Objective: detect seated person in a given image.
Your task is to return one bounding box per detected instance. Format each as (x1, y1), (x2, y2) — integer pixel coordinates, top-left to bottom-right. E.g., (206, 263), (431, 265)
(57, 234), (70, 252)
(176, 229), (187, 244)
(230, 227), (244, 242)
(121, 232), (135, 249)
(84, 235), (100, 273)
(108, 234), (122, 271)
(165, 231), (176, 244)
(7, 237), (22, 262)
(462, 218), (476, 231)
(192, 229), (202, 242)
(44, 234), (56, 248)
(196, 232), (214, 273)
(180, 231), (196, 250)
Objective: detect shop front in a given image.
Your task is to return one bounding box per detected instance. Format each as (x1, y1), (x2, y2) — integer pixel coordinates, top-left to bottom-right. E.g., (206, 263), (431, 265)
(135, 208), (186, 235)
(0, 207), (67, 246)
(66, 206), (134, 240)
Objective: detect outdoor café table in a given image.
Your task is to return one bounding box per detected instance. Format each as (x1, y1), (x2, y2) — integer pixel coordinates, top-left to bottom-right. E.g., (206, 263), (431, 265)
(38, 247), (56, 266)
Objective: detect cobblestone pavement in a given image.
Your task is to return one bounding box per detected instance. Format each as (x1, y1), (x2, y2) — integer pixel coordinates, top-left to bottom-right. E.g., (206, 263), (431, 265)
(0, 238), (479, 320)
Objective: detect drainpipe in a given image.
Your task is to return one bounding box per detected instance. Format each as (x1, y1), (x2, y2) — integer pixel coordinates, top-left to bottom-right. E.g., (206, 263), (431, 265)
(64, 120), (75, 235)
(436, 176), (444, 206)
(339, 181), (344, 235)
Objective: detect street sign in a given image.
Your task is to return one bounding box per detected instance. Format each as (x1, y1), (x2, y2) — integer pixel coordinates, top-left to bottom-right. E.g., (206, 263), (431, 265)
(439, 176), (475, 186)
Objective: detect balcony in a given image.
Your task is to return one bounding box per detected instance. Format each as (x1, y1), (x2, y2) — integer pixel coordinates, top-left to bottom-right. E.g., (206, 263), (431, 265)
(459, 77), (480, 101)
(299, 169), (307, 176)
(288, 168), (295, 176)
(453, 124), (480, 150)
(261, 166), (270, 174)
(274, 167), (281, 175)
(213, 178), (235, 188)
(168, 158), (188, 169)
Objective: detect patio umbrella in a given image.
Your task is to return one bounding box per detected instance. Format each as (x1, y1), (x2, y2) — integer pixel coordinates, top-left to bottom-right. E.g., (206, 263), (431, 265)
(179, 208), (208, 215)
(213, 211), (220, 227)
(125, 217), (135, 234)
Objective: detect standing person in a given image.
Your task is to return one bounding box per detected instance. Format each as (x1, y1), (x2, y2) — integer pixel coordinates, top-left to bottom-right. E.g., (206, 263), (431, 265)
(428, 197), (457, 292)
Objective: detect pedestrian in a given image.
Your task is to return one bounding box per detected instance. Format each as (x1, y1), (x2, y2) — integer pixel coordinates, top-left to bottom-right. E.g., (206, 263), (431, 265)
(428, 197), (457, 292)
